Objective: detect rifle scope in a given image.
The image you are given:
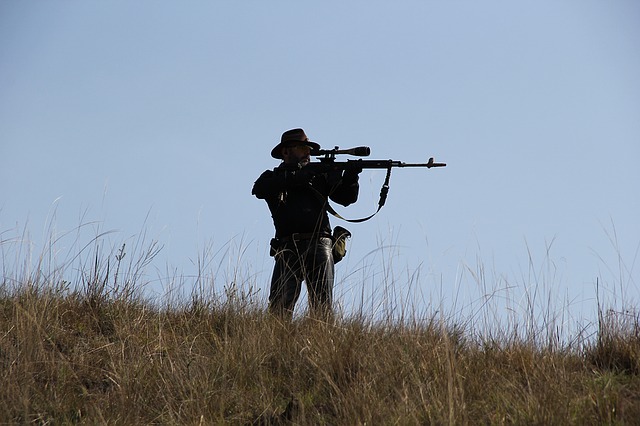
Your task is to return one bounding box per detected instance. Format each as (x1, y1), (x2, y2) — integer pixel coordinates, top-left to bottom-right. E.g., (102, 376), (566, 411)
(312, 146), (371, 157)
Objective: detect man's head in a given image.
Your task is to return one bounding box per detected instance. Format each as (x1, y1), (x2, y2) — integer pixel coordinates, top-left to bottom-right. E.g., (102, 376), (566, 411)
(271, 128), (321, 164)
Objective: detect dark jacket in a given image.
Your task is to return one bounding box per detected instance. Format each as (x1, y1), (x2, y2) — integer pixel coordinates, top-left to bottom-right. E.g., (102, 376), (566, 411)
(252, 164), (359, 238)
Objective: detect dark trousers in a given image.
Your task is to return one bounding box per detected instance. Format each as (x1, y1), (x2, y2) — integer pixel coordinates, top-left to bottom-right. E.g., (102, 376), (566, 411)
(269, 237), (334, 319)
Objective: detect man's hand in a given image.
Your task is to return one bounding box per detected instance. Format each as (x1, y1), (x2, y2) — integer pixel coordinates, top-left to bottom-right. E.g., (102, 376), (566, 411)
(342, 163), (363, 184)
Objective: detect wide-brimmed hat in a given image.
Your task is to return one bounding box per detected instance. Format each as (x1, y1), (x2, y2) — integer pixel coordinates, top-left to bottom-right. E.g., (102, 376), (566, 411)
(271, 128), (321, 159)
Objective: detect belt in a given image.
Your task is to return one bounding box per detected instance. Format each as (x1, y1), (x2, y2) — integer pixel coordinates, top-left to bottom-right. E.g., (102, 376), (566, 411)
(278, 232), (332, 243)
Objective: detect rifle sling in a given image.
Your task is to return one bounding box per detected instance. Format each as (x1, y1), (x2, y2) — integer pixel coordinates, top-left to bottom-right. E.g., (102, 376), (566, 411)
(314, 166), (392, 224)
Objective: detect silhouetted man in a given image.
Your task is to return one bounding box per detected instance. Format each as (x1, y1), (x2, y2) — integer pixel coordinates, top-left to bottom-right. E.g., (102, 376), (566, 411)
(252, 128), (360, 319)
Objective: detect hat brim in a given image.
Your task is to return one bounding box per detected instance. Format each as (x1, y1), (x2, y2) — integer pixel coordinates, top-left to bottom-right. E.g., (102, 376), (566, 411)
(271, 140), (321, 159)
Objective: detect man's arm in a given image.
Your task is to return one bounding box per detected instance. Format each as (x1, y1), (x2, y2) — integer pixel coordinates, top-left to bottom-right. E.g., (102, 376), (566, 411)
(251, 170), (285, 200)
(253, 166), (317, 200)
(328, 168), (360, 207)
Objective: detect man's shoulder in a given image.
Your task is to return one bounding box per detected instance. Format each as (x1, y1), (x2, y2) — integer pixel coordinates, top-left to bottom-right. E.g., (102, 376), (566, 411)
(259, 163), (288, 174)
(257, 168), (275, 177)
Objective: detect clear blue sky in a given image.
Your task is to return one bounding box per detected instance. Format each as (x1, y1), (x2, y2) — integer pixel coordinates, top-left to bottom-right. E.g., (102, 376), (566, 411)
(1, 1), (639, 335)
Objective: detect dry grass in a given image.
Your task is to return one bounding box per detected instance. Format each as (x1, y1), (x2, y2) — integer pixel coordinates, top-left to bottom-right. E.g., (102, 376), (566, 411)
(1, 232), (639, 424)
(1, 278), (639, 424)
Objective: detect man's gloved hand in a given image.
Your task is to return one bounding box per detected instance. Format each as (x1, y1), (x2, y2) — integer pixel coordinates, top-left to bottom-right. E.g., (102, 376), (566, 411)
(342, 163), (363, 184)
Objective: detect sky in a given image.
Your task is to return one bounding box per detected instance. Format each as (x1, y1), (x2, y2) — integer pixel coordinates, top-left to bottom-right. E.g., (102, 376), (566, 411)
(1, 1), (639, 336)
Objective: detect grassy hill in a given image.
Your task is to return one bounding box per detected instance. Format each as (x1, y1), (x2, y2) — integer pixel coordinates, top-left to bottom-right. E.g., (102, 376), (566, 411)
(2, 274), (639, 424)
(0, 232), (638, 424)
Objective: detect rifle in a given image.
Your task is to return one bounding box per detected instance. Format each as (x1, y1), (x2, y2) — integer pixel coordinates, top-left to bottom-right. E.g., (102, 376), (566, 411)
(280, 145), (446, 171)
(280, 146), (446, 222)
(316, 145), (446, 169)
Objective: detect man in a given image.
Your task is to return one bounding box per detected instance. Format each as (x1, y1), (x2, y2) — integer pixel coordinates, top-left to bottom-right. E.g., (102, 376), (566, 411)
(252, 128), (361, 319)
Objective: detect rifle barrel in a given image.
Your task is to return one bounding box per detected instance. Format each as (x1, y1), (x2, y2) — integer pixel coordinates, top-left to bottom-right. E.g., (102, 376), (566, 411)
(351, 157), (447, 169)
(398, 158), (447, 168)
